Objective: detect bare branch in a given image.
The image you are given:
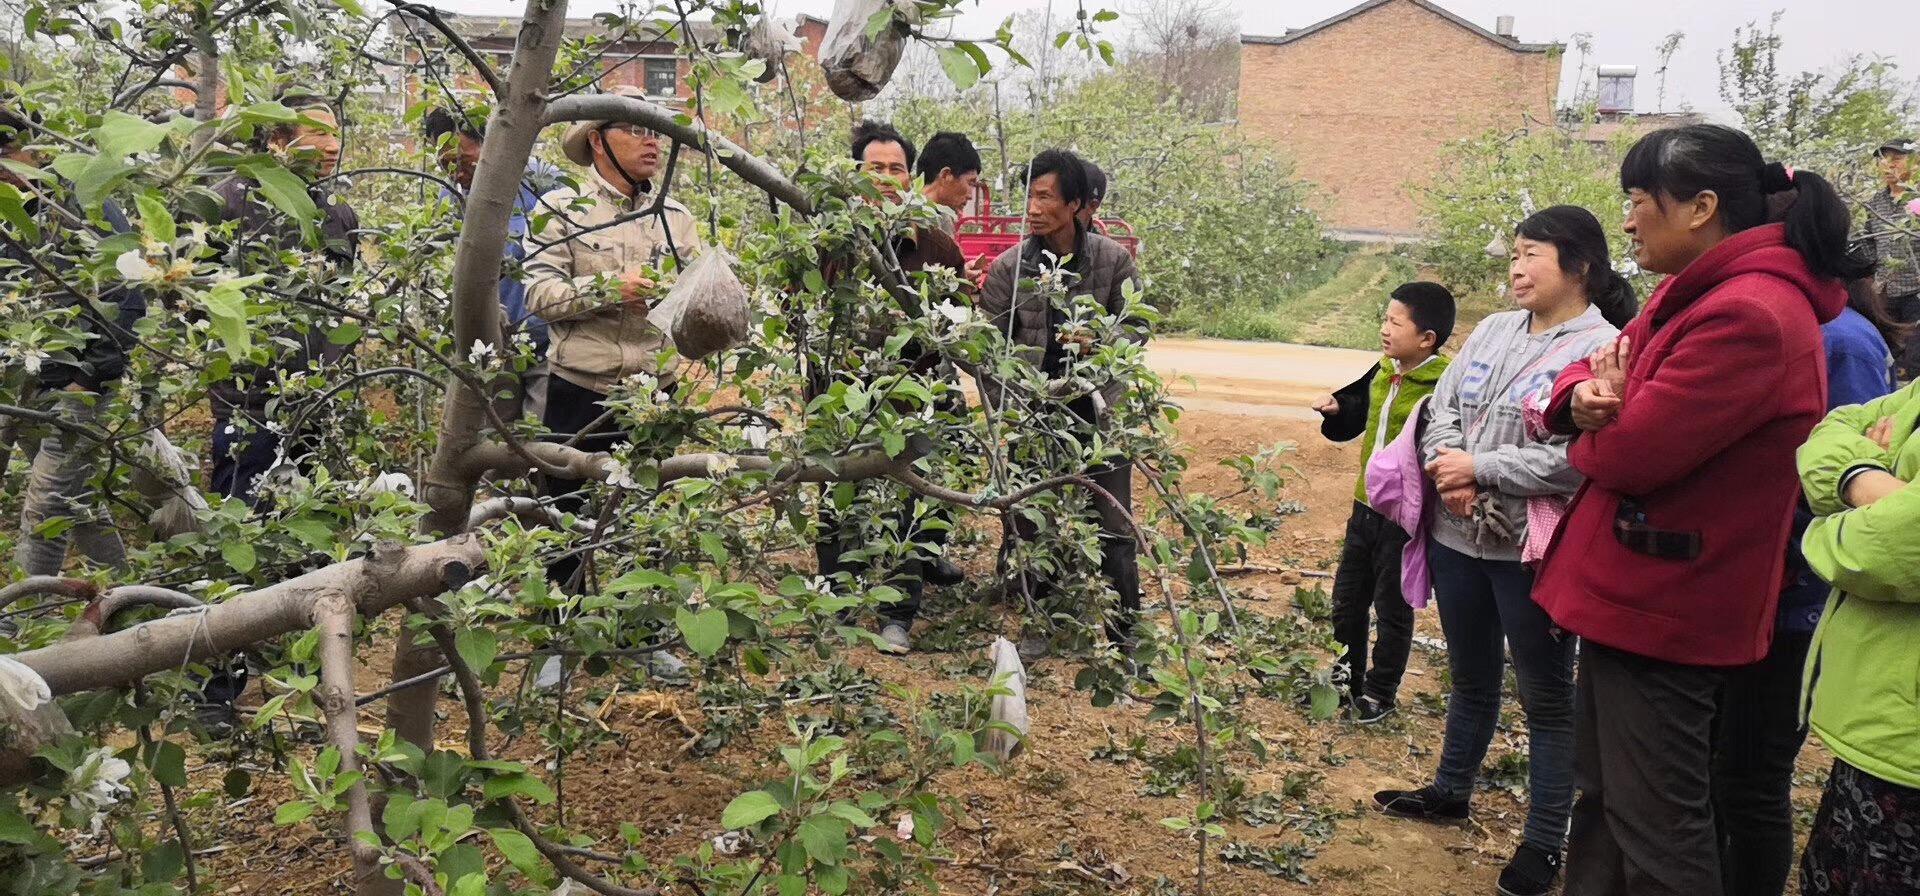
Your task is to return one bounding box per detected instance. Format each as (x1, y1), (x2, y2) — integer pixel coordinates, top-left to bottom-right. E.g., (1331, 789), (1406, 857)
(395, 2), (506, 97)
(543, 94), (813, 214)
(11, 536), (485, 697)
(0, 577), (99, 615)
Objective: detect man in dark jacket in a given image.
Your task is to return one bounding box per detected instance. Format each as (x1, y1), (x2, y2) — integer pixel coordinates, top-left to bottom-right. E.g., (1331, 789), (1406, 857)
(977, 149), (1145, 661)
(813, 121), (968, 655)
(1863, 137), (1919, 377)
(204, 95), (359, 506)
(1, 106), (147, 573)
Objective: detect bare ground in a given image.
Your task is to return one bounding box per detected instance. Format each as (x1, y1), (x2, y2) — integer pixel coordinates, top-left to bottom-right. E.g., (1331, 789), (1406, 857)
(170, 341), (1829, 896)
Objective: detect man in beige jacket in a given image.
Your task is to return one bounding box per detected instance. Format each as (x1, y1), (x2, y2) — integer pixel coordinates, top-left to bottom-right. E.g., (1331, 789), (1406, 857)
(525, 86), (702, 591)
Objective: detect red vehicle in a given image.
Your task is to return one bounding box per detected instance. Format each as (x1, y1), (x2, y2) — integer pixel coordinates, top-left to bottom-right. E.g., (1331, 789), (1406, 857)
(953, 184), (1140, 271)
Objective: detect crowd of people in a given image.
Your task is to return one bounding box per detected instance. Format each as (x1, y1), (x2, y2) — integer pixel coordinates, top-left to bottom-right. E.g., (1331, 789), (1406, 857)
(4, 85), (1920, 896)
(1316, 126), (1920, 896)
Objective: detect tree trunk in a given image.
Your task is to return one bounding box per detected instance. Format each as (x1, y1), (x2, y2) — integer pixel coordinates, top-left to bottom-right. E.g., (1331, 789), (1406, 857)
(387, 0), (574, 755)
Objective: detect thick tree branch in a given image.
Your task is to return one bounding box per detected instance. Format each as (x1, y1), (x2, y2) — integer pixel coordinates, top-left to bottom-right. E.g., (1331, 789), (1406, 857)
(542, 94), (813, 215)
(11, 536), (484, 696)
(313, 593), (384, 893)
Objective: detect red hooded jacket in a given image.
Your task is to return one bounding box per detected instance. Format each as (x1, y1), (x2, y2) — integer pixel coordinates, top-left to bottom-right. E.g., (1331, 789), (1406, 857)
(1534, 224), (1846, 666)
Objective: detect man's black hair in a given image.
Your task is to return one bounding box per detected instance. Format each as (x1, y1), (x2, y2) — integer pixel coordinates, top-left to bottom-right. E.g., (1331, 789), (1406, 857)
(1026, 149), (1091, 208)
(851, 119), (916, 169)
(1389, 281), (1457, 347)
(916, 131), (981, 184)
(1082, 160), (1107, 204)
(423, 107), (483, 144)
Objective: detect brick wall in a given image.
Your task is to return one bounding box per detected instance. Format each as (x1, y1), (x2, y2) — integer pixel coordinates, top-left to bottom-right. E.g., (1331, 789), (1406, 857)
(1237, 0), (1561, 235)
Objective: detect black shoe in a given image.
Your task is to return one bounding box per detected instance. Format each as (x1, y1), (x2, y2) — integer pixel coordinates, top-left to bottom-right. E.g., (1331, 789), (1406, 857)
(1496, 844), (1561, 896)
(925, 557), (965, 587)
(1372, 785), (1470, 824)
(1350, 695), (1396, 724)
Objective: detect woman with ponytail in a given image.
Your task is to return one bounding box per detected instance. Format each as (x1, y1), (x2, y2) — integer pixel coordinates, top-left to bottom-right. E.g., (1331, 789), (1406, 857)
(1371, 205), (1629, 896)
(1529, 124), (1872, 896)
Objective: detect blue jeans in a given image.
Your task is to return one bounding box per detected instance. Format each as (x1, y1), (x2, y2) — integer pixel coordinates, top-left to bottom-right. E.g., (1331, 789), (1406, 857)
(1429, 540), (1577, 854)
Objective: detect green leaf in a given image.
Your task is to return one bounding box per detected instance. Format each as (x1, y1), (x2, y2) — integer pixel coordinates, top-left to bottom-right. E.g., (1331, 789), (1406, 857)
(1308, 679), (1340, 721)
(221, 539), (257, 574)
(720, 790), (782, 829)
(481, 772), (555, 806)
(1094, 9), (1120, 22)
(282, 518), (335, 550)
(937, 46), (981, 91)
(487, 827), (545, 880)
(824, 802), (878, 829)
(200, 273), (265, 361)
(94, 111), (169, 158)
(135, 193), (175, 244)
(236, 159), (320, 246)
(0, 182), (39, 242)
(798, 814), (848, 866)
(326, 322), (362, 346)
(0, 802), (37, 844)
(151, 740), (187, 788)
(455, 628), (499, 675)
(274, 801), (317, 825)
(676, 606), (728, 658)
(223, 767), (252, 799)
(328, 0), (366, 16)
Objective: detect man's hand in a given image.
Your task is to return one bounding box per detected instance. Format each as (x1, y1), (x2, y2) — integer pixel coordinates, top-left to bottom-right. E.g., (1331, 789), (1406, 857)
(618, 270), (657, 309)
(1059, 327), (1095, 353)
(1845, 469), (1907, 508)
(1571, 378), (1622, 432)
(965, 253), (992, 283)
(1311, 394), (1340, 417)
(1440, 483), (1477, 518)
(1426, 448), (1476, 492)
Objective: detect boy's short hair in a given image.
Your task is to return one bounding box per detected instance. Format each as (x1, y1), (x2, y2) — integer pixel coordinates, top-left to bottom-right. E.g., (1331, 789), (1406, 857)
(1390, 281), (1456, 347)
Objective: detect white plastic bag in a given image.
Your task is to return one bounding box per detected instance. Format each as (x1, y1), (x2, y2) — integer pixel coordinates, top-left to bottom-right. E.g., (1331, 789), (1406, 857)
(649, 248), (750, 360)
(821, 0), (908, 101)
(982, 636), (1030, 762)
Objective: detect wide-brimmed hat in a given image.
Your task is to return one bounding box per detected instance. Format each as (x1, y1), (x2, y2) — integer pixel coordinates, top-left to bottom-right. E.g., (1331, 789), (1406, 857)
(560, 85), (652, 167)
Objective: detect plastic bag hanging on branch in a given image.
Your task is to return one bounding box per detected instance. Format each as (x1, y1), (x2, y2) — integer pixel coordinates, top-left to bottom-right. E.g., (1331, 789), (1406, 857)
(821, 0), (910, 101)
(649, 247), (750, 360)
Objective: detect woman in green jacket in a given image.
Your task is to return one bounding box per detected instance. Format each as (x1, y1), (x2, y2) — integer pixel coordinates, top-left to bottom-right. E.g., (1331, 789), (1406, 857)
(1794, 384), (1920, 896)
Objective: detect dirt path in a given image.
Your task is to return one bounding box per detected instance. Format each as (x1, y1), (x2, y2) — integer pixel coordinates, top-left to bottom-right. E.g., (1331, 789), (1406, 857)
(1149, 337), (1379, 420)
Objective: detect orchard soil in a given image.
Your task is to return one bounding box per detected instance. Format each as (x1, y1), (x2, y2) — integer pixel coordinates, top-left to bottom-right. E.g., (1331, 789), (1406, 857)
(179, 344), (1831, 896)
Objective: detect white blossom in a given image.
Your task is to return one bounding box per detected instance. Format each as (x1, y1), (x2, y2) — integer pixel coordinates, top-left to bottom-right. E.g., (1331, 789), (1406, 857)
(114, 251), (161, 283)
(704, 453), (740, 476)
(67, 747), (132, 834)
(601, 459), (639, 490)
(467, 339), (498, 365)
(895, 813), (915, 841)
(932, 301), (971, 326)
(15, 347), (48, 376)
(743, 424), (772, 450)
(367, 472), (416, 498)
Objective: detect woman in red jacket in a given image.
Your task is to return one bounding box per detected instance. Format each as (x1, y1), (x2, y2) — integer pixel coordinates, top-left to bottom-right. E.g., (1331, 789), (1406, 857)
(1534, 125), (1874, 896)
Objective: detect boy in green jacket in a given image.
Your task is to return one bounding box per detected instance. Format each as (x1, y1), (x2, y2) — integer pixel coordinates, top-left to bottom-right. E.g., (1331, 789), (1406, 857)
(1312, 282), (1455, 722)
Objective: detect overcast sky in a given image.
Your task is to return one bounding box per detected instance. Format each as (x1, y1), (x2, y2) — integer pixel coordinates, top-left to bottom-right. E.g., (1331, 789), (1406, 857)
(439, 0), (1917, 117)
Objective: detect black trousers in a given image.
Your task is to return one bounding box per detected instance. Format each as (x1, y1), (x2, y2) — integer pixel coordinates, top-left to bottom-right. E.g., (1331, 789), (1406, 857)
(1329, 501), (1414, 705)
(1712, 628), (1814, 896)
(539, 375), (645, 590)
(1566, 641), (1727, 896)
(1009, 461), (1139, 643)
(815, 484), (943, 626)
(1888, 291), (1920, 379)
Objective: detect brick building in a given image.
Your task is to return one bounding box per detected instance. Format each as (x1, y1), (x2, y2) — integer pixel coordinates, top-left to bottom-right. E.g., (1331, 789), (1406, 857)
(1238, 0), (1563, 238)
(399, 12), (828, 105)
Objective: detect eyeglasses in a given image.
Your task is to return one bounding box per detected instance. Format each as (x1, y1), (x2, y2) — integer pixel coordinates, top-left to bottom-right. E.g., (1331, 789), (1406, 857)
(600, 123), (659, 140)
